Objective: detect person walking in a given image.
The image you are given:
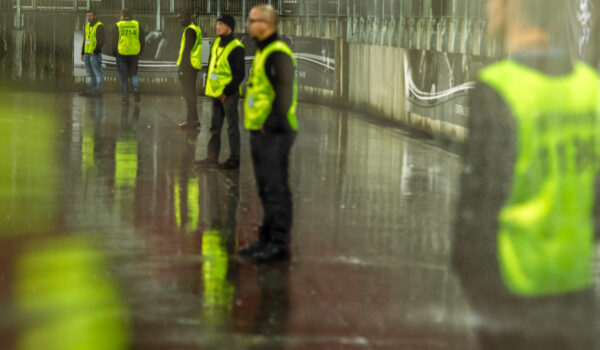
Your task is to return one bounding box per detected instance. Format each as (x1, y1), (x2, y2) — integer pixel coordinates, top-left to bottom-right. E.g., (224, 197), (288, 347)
(452, 0), (599, 348)
(112, 8), (144, 104)
(176, 11), (203, 130)
(238, 5), (298, 263)
(197, 14), (245, 169)
(80, 9), (105, 97)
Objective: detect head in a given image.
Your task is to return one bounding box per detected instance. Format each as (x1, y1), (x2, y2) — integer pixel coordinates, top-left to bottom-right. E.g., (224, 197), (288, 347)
(486, 0), (565, 49)
(216, 14), (235, 37)
(120, 8), (131, 20)
(177, 11), (192, 27)
(85, 9), (96, 23)
(246, 5), (278, 41)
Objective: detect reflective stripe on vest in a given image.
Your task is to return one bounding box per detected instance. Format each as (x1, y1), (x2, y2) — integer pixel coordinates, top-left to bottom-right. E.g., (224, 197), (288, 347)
(116, 20), (140, 56)
(244, 40), (298, 131)
(84, 21), (103, 54)
(177, 24), (202, 70)
(479, 59), (600, 296)
(205, 37), (244, 98)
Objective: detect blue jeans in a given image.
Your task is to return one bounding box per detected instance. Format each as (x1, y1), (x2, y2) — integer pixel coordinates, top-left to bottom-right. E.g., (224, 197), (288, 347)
(116, 56), (139, 100)
(84, 53), (104, 93)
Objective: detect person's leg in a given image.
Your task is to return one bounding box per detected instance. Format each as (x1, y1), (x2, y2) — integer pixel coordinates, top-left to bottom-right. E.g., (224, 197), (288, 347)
(90, 53), (104, 93)
(261, 133), (295, 247)
(206, 98), (225, 162)
(84, 54), (95, 94)
(128, 57), (140, 101)
(185, 70), (198, 123)
(115, 57), (129, 101)
(239, 132), (270, 257)
(223, 92), (241, 163)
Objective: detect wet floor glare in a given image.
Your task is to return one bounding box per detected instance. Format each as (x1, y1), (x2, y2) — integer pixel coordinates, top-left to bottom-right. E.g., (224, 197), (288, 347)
(0, 91), (478, 349)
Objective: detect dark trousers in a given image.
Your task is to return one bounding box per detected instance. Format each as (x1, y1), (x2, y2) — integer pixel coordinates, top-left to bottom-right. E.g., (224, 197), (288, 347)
(250, 131), (296, 245)
(116, 56), (139, 99)
(178, 69), (198, 123)
(207, 92), (241, 161)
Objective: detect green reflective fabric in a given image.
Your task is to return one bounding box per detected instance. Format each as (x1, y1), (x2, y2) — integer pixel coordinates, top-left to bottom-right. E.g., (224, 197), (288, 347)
(479, 59), (600, 296)
(116, 20), (140, 56)
(177, 24), (202, 70)
(84, 21), (103, 54)
(244, 40), (298, 131)
(205, 37), (244, 98)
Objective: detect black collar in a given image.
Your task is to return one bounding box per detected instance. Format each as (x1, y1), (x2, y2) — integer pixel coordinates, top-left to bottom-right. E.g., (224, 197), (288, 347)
(219, 34), (234, 47)
(256, 33), (279, 50)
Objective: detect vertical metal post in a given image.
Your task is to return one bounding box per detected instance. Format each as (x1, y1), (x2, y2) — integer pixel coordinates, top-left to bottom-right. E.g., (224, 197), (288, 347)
(207, 0), (211, 13)
(242, 0), (247, 32)
(278, 0), (283, 15)
(73, 0), (77, 12)
(15, 0), (21, 27)
(32, 0), (36, 12)
(305, 0), (311, 36)
(170, 0), (174, 13)
(86, 0), (90, 10)
(318, 0), (323, 37)
(217, 0), (220, 17)
(156, 0), (161, 30)
(121, 0), (125, 10)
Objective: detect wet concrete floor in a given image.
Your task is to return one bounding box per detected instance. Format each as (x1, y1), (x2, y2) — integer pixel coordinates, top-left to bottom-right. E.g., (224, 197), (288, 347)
(0, 91), (478, 349)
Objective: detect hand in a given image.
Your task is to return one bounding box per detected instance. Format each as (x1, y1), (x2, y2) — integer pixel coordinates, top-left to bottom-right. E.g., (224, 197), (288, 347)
(218, 94), (227, 103)
(80, 54), (84, 62)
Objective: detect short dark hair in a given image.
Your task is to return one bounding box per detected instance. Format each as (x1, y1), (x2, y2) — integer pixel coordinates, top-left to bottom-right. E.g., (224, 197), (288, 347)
(120, 8), (132, 18)
(85, 9), (96, 16)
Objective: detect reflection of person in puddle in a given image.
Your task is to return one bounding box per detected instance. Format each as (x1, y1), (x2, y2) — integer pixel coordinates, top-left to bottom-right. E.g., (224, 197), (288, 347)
(247, 263), (290, 350)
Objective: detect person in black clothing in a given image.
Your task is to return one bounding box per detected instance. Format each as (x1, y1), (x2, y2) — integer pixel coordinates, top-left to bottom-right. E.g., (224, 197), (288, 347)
(176, 11), (202, 130)
(112, 8), (144, 104)
(452, 0), (597, 348)
(238, 5), (297, 263)
(80, 9), (105, 97)
(196, 14), (245, 169)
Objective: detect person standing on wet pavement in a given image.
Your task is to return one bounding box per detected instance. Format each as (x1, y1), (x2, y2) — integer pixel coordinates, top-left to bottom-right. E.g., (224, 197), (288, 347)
(79, 9), (105, 97)
(176, 11), (203, 130)
(112, 8), (144, 105)
(238, 5), (298, 263)
(196, 14), (245, 169)
(452, 0), (598, 348)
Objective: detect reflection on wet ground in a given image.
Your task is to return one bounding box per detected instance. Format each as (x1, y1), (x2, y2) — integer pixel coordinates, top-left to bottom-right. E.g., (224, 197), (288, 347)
(0, 91), (475, 349)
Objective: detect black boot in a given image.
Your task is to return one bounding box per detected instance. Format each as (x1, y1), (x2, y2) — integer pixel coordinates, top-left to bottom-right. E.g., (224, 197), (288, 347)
(238, 226), (269, 257)
(250, 243), (290, 263)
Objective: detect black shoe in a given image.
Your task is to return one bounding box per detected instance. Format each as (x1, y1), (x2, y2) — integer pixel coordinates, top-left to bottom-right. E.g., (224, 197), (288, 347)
(250, 243), (290, 263)
(195, 158), (219, 168)
(178, 121), (201, 130)
(220, 159), (240, 170)
(133, 92), (141, 102)
(238, 240), (268, 258)
(79, 91), (93, 97)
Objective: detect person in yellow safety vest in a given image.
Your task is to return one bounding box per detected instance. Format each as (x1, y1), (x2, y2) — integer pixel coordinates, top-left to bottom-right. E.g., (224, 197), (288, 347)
(176, 11), (203, 130)
(79, 9), (105, 97)
(112, 8), (144, 105)
(452, 0), (597, 348)
(238, 5), (298, 263)
(196, 14), (245, 169)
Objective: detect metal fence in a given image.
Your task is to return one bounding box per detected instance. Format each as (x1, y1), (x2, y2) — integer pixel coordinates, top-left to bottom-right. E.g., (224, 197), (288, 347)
(0, 0), (488, 19)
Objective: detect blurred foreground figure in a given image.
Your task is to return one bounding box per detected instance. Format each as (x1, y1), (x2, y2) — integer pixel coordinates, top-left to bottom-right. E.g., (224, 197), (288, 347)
(239, 5), (298, 263)
(452, 0), (598, 348)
